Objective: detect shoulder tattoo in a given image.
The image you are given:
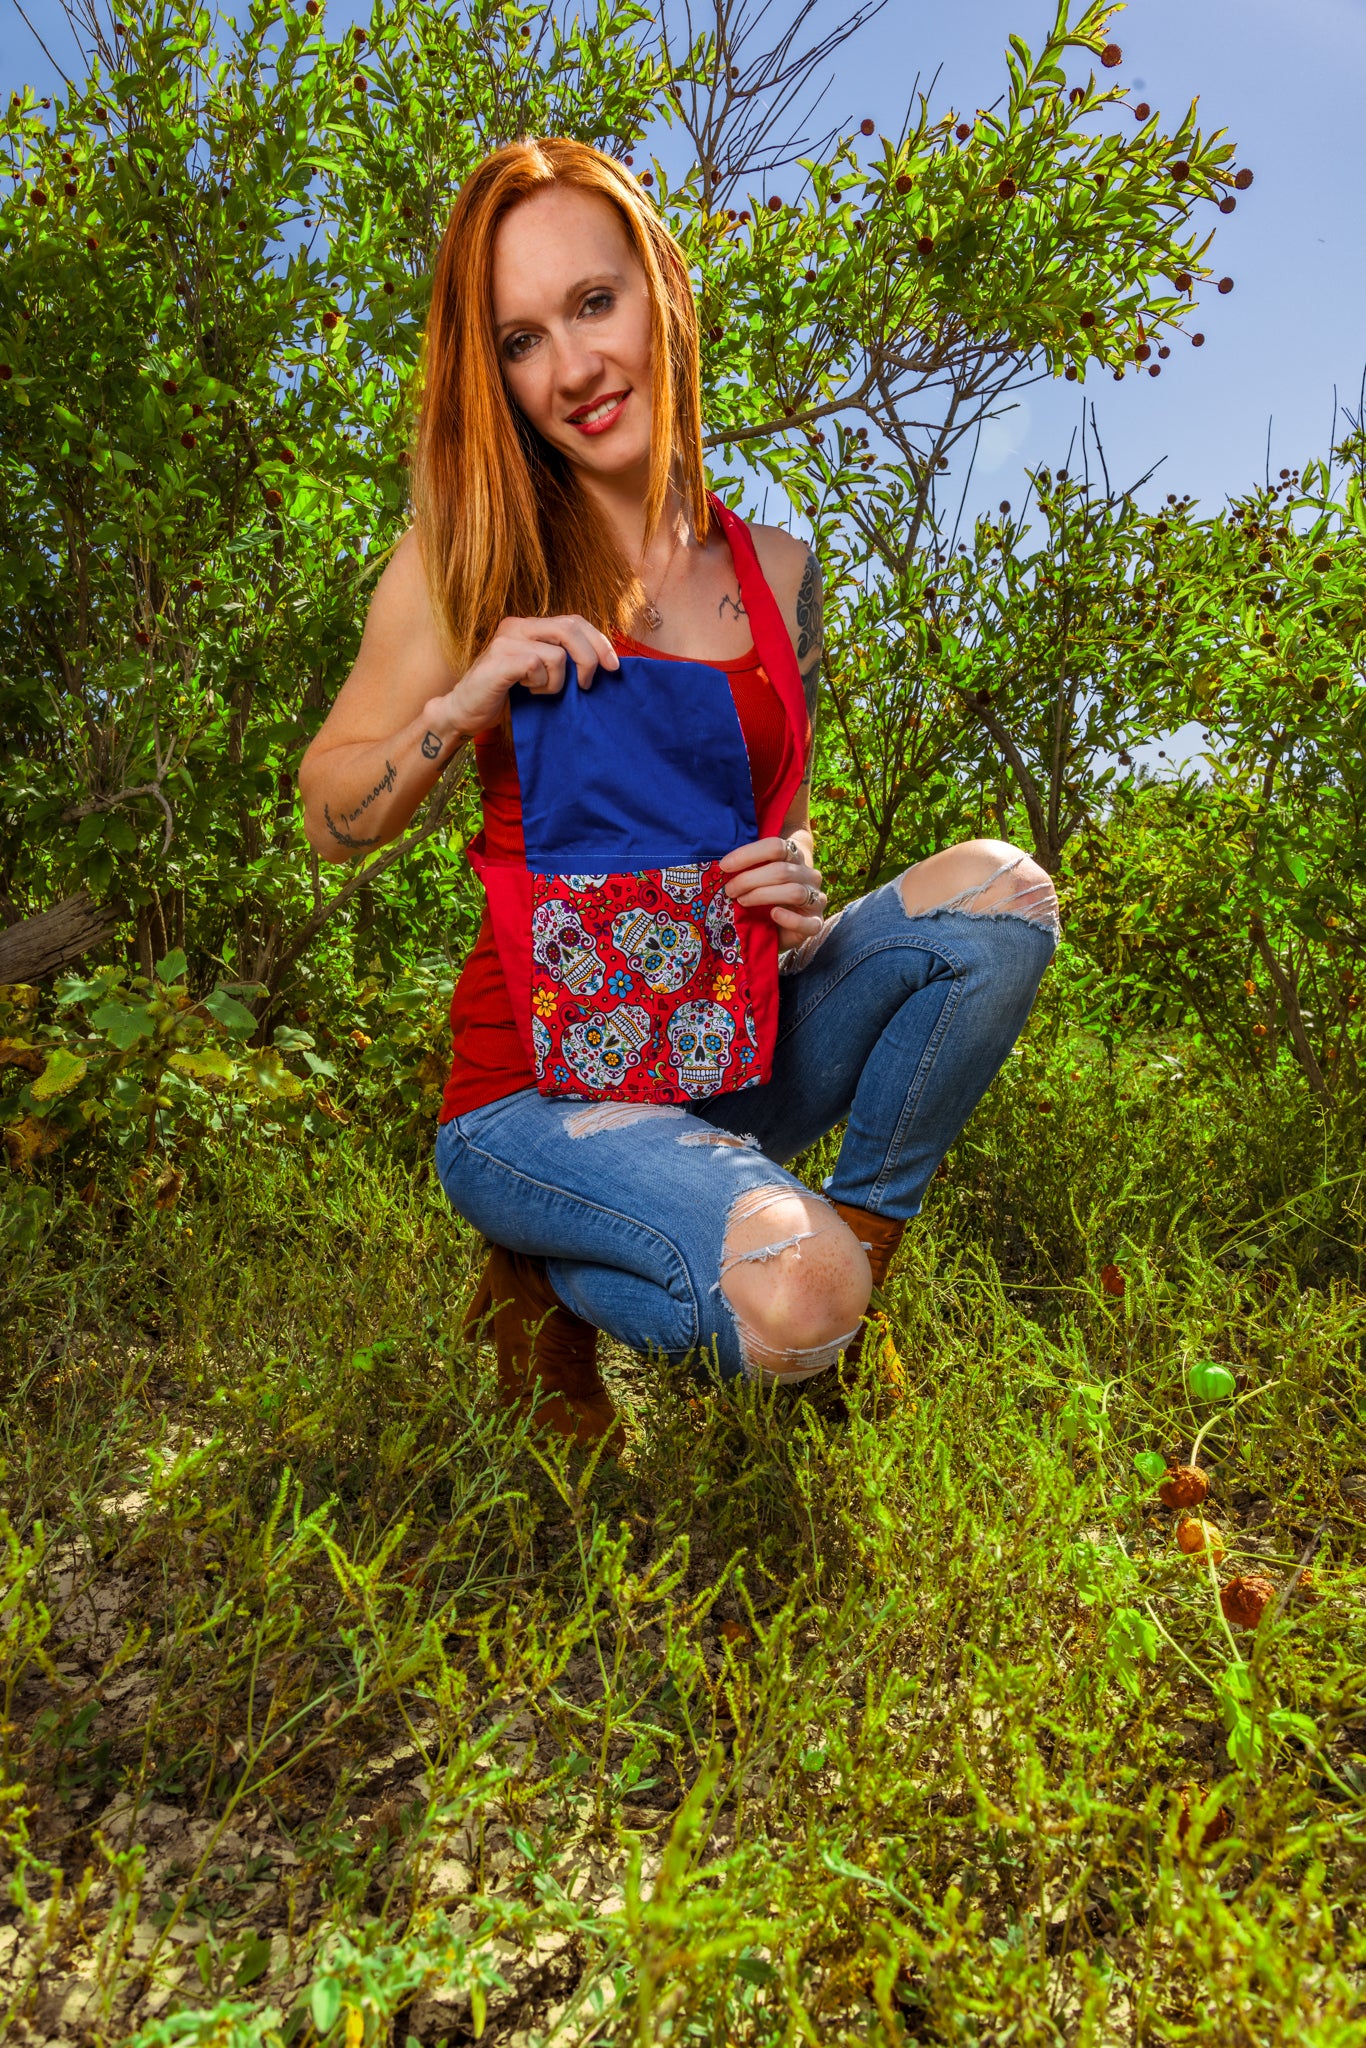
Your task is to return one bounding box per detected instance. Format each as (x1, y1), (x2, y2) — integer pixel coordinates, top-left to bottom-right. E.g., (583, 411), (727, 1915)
(795, 546), (823, 761)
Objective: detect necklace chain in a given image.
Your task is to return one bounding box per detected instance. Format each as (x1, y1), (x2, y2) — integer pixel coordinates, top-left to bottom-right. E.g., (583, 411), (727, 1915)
(639, 516), (688, 633)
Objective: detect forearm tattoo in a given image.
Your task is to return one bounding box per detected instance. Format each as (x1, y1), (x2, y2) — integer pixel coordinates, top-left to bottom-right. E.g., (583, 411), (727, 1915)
(420, 729), (443, 761)
(323, 758), (397, 848)
(795, 545), (823, 778)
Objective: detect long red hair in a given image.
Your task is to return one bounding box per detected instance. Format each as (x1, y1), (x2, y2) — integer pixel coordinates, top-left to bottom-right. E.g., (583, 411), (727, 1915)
(412, 138), (710, 675)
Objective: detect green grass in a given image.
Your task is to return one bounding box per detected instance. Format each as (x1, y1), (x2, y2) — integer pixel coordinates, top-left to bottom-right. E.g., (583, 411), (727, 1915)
(2, 1035), (1365, 2046)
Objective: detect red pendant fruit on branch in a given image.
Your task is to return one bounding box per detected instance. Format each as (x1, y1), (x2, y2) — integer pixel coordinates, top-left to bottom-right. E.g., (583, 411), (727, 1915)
(1101, 44), (1122, 67)
(1219, 1574), (1275, 1628)
(1159, 1464), (1209, 1509)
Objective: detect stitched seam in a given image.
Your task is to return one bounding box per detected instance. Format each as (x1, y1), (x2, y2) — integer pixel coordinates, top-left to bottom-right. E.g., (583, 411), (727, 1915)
(442, 1130), (703, 1346)
(867, 969), (964, 1209)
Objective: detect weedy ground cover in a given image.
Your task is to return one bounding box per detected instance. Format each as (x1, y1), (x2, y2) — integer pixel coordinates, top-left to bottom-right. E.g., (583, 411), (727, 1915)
(2, 1034), (1364, 2047)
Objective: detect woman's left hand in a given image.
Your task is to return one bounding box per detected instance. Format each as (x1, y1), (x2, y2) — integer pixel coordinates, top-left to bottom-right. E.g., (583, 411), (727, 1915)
(719, 835), (826, 951)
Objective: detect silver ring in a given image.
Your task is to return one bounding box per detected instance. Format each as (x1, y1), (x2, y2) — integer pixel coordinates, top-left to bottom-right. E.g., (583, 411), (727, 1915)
(784, 837), (802, 864)
(805, 885), (821, 908)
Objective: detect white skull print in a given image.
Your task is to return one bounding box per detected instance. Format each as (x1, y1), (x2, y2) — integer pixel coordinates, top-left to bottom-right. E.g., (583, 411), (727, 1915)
(564, 874), (608, 890)
(531, 1013), (553, 1074)
(667, 999), (736, 1097)
(611, 907), (702, 994)
(703, 885), (742, 964)
(659, 863), (706, 902)
(562, 1005), (652, 1090)
(532, 898), (605, 997)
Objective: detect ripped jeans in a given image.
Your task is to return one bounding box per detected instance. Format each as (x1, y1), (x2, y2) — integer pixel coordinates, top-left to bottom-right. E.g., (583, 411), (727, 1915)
(434, 865), (1057, 1384)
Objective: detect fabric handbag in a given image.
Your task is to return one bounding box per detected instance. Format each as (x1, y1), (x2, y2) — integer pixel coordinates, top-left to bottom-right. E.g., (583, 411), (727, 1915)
(469, 499), (809, 1104)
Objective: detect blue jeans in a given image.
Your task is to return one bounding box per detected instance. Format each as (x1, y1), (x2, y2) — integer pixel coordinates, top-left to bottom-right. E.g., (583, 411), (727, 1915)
(435, 873), (1055, 1382)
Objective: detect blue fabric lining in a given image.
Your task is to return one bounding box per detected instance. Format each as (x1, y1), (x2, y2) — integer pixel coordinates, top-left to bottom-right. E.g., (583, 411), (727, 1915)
(509, 654), (758, 872)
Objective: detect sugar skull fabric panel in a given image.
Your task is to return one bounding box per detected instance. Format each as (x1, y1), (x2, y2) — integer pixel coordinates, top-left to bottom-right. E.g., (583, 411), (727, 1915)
(530, 867), (760, 1102)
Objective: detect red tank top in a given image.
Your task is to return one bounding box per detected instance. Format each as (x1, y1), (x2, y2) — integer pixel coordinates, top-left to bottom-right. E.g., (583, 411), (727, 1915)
(439, 632), (792, 1120)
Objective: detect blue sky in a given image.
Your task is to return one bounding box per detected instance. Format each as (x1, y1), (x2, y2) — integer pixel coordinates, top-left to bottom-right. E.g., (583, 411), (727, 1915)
(5, 0), (1362, 517)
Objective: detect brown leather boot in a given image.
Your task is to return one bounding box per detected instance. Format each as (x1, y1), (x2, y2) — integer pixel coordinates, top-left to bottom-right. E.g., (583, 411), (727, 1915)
(464, 1243), (624, 1453)
(830, 1200), (907, 1373)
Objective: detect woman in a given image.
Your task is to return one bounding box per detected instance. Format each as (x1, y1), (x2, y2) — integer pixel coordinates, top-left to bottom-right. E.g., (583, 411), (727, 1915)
(299, 138), (1058, 1450)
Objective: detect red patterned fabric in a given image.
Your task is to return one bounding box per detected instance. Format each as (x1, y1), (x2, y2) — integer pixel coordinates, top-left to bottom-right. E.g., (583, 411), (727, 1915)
(528, 863), (759, 1103)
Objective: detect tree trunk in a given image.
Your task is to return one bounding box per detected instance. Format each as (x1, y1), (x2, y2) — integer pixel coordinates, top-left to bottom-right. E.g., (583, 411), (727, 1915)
(0, 891), (128, 984)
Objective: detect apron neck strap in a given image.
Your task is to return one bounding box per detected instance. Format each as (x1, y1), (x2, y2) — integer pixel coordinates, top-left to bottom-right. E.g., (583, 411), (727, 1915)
(707, 492), (810, 831)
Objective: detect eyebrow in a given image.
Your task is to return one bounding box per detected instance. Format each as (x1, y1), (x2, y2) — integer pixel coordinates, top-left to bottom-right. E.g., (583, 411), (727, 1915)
(495, 273), (625, 335)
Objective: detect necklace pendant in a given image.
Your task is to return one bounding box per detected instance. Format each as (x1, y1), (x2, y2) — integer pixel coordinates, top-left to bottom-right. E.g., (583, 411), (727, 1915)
(641, 600), (663, 633)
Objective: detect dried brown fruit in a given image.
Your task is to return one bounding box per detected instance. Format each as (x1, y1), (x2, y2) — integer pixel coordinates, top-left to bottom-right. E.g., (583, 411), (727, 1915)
(1217, 276), (1234, 294)
(1065, 365), (1078, 381)
(1136, 343), (1152, 361)
(721, 1619), (750, 1647)
(264, 486), (283, 508)
(956, 122), (971, 140)
(860, 118), (875, 136)
(1148, 363), (1160, 376)
(1313, 552), (1331, 570)
(180, 431), (196, 448)
(1235, 167), (1253, 190)
(321, 309), (339, 329)
(1100, 1262), (1125, 1297)
(1101, 43), (1122, 66)
(997, 177), (1016, 199)
(1192, 332), (1205, 346)
(1176, 270), (1192, 290)
(1134, 102), (1150, 120)
(1219, 196), (1236, 214)
(0, 365), (11, 382)
(1158, 345), (1170, 358)
(917, 234), (933, 255)
(1176, 1517), (1225, 1559)
(767, 195), (782, 210)
(1069, 87), (1084, 105)
(1220, 1574), (1275, 1629)
(1169, 160), (1190, 180)
(1159, 1464), (1209, 1510)
(1079, 310), (1096, 327)
(896, 174), (913, 194)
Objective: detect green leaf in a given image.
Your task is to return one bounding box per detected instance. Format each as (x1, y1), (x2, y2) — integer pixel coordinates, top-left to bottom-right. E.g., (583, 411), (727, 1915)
(169, 1047), (236, 1083)
(241, 1048), (303, 1100)
(735, 1955), (778, 1986)
(234, 1929), (271, 1987)
(310, 1978), (342, 2035)
(202, 988), (258, 1038)
(30, 1047), (89, 1101)
(155, 947), (188, 983)
(90, 999), (156, 1050)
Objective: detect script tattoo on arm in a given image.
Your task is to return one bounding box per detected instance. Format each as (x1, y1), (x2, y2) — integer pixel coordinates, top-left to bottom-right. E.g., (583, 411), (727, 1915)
(795, 545), (823, 781)
(322, 757), (397, 849)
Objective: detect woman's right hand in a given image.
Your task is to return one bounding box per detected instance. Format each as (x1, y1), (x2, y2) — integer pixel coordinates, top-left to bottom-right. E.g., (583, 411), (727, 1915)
(428, 614), (620, 742)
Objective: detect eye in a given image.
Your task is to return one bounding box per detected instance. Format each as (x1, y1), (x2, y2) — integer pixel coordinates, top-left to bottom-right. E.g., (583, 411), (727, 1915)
(502, 331), (537, 363)
(581, 289), (615, 318)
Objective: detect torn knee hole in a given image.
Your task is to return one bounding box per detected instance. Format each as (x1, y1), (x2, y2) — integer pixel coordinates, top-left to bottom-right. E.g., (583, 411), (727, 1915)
(678, 1128), (761, 1149)
(564, 1102), (688, 1138)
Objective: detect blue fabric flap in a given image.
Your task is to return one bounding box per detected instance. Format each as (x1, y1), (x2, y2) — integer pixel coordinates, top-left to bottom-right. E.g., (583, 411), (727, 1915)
(510, 654), (758, 872)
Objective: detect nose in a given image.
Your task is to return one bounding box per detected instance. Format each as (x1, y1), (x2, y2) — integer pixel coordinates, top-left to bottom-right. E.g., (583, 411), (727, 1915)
(552, 324), (606, 401)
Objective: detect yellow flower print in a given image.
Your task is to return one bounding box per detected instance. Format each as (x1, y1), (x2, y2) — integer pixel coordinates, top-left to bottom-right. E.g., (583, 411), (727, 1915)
(713, 972), (736, 1002)
(532, 986), (557, 1018)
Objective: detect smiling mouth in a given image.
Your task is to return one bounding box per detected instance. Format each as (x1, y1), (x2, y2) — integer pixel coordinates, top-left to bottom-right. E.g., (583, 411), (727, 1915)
(566, 390), (630, 432)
